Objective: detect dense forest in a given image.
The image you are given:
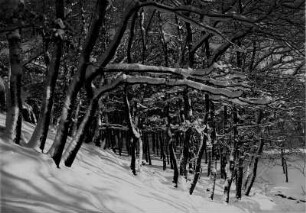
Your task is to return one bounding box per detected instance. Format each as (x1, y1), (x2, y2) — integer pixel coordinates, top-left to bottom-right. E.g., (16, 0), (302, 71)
(0, 0), (305, 210)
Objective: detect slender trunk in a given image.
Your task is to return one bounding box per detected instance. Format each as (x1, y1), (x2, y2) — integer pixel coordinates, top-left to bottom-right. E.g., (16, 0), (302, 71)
(147, 133), (152, 165)
(209, 101), (217, 199)
(209, 155), (217, 200)
(224, 152), (234, 203)
(281, 146), (289, 182)
(64, 99), (98, 167)
(180, 127), (192, 178)
(139, 9), (146, 64)
(221, 148), (227, 179)
(118, 130), (122, 155)
(5, 29), (23, 144)
(130, 136), (137, 175)
(124, 89), (140, 175)
(71, 96), (82, 137)
(168, 130), (179, 187)
(161, 132), (167, 170)
(27, 0), (64, 151)
(157, 12), (169, 66)
(189, 94), (209, 195)
(243, 154), (254, 190)
(152, 132), (155, 154)
(189, 133), (207, 194)
(207, 149), (212, 176)
(127, 12), (137, 63)
(236, 156), (244, 199)
(144, 133), (148, 162)
(138, 136), (143, 171)
(245, 136), (265, 196)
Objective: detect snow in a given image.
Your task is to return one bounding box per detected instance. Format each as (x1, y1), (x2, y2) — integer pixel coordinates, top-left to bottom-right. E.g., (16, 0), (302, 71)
(0, 113), (305, 213)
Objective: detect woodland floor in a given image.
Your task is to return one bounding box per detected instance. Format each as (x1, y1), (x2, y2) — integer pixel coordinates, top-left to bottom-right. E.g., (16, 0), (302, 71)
(0, 113), (305, 213)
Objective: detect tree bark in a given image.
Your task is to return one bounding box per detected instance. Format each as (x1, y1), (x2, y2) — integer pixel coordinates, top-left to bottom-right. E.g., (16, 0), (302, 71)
(64, 99), (98, 167)
(5, 29), (23, 144)
(189, 94), (209, 195)
(245, 136), (265, 196)
(245, 110), (265, 196)
(30, 0), (64, 152)
(180, 127), (192, 178)
(48, 0), (109, 167)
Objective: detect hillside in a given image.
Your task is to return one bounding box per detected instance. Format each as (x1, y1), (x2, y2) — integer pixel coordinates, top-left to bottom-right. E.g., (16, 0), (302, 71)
(0, 113), (305, 213)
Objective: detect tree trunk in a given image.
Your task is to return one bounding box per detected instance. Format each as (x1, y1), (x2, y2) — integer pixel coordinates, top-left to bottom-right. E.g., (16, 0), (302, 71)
(48, 0), (109, 167)
(220, 148), (227, 179)
(130, 136), (137, 175)
(5, 29), (23, 144)
(160, 132), (167, 170)
(71, 96), (82, 137)
(64, 99), (98, 167)
(223, 153), (234, 203)
(209, 155), (217, 200)
(147, 133), (152, 165)
(138, 136), (143, 171)
(236, 156), (244, 199)
(245, 136), (265, 196)
(180, 127), (192, 178)
(27, 0), (64, 151)
(189, 94), (209, 195)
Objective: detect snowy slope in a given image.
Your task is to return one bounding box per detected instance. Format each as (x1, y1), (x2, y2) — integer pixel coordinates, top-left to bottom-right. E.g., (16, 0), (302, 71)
(0, 113), (305, 213)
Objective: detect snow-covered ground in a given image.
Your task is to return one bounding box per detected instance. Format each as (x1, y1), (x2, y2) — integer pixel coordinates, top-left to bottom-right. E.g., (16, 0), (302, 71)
(0, 113), (305, 213)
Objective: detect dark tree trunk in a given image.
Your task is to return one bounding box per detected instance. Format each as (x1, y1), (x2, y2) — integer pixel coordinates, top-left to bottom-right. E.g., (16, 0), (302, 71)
(71, 96), (82, 137)
(28, 0), (64, 151)
(281, 146), (289, 182)
(118, 130), (122, 156)
(189, 133), (207, 195)
(48, 0), (109, 167)
(207, 149), (212, 176)
(147, 134), (152, 165)
(236, 156), (244, 199)
(168, 129), (179, 187)
(144, 133), (148, 162)
(245, 137), (265, 196)
(180, 127), (192, 178)
(224, 153), (234, 203)
(64, 99), (98, 167)
(130, 136), (137, 175)
(220, 148), (227, 179)
(245, 110), (265, 195)
(124, 89), (141, 175)
(160, 132), (167, 170)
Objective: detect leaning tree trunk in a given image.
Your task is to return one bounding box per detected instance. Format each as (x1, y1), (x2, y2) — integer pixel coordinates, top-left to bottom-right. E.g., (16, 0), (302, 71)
(5, 29), (23, 144)
(48, 0), (109, 167)
(245, 109), (265, 196)
(245, 135), (265, 196)
(63, 99), (98, 167)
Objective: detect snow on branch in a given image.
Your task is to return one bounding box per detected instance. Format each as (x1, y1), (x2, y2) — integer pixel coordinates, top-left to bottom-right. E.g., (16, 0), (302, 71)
(104, 63), (214, 78)
(104, 63), (250, 89)
(93, 74), (243, 100)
